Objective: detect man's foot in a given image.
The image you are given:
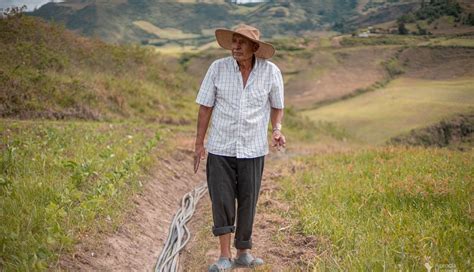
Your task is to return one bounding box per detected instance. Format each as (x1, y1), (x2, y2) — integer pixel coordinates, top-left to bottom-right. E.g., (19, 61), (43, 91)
(233, 253), (264, 268)
(208, 257), (233, 272)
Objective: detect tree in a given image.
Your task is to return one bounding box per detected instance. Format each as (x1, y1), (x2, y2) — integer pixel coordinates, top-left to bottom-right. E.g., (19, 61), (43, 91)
(465, 13), (474, 26)
(398, 12), (416, 24)
(398, 22), (409, 35)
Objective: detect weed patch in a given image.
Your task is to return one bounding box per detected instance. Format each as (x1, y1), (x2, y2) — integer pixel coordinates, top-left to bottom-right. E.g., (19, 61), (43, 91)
(0, 120), (166, 270)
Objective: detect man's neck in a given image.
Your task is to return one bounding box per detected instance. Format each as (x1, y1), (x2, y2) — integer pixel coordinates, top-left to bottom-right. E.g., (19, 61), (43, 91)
(237, 55), (255, 72)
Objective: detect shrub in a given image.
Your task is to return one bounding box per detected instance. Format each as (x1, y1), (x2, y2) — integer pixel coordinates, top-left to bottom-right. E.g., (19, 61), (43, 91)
(415, 0), (463, 22)
(398, 22), (409, 35)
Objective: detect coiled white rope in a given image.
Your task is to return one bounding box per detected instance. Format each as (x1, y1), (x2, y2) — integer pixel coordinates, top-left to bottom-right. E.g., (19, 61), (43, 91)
(155, 182), (208, 272)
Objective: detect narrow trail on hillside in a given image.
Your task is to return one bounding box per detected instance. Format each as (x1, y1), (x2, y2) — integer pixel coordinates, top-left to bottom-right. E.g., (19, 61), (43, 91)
(58, 134), (205, 271)
(57, 134), (356, 271)
(182, 141), (357, 271)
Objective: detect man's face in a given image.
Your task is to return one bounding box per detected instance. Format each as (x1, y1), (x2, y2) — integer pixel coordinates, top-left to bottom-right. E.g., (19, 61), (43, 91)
(231, 34), (258, 62)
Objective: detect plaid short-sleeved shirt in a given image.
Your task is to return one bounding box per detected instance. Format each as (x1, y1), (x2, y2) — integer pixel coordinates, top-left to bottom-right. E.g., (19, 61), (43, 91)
(196, 56), (284, 159)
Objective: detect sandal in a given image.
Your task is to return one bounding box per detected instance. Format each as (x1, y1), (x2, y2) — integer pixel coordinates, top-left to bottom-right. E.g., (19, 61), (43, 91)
(208, 257), (233, 272)
(233, 253), (264, 268)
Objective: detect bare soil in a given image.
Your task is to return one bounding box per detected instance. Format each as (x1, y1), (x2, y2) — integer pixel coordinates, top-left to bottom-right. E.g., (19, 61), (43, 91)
(285, 47), (398, 109)
(429, 21), (474, 35)
(400, 47), (474, 80)
(58, 133), (206, 271)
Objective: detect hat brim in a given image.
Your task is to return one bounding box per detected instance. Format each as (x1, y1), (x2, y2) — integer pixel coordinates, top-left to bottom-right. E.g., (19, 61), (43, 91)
(215, 28), (275, 59)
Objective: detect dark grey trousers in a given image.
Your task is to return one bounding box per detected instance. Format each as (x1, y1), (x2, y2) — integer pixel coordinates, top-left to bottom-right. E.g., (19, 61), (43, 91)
(206, 153), (264, 249)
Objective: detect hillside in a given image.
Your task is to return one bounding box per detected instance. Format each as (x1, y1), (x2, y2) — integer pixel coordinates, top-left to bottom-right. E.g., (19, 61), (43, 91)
(28, 0), (424, 46)
(0, 14), (345, 270)
(0, 14), (196, 123)
(304, 39), (474, 143)
(368, 0), (474, 35)
(184, 33), (474, 111)
(0, 14), (204, 270)
(1, 7), (473, 271)
(389, 111), (474, 150)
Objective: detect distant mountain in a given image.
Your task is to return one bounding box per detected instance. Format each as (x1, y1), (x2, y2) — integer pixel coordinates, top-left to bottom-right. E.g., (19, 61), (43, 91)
(29, 0), (421, 45)
(0, 0), (63, 11)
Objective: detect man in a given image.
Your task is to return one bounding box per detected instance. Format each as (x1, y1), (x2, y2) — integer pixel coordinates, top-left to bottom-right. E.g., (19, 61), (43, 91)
(194, 24), (285, 271)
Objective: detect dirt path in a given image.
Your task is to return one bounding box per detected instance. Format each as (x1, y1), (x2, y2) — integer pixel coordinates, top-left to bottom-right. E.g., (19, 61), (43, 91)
(57, 132), (356, 271)
(182, 141), (356, 271)
(59, 133), (205, 271)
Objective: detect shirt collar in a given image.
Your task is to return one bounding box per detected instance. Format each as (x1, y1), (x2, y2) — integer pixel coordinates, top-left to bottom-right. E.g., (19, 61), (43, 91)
(231, 55), (259, 73)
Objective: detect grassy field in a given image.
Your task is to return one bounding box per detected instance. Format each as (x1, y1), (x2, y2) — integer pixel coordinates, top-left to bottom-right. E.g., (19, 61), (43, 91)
(303, 78), (474, 144)
(0, 16), (346, 270)
(0, 15), (201, 271)
(133, 20), (201, 39)
(2, 12), (473, 271)
(0, 120), (167, 270)
(151, 41), (219, 56)
(0, 16), (197, 123)
(280, 146), (473, 271)
(427, 37), (474, 47)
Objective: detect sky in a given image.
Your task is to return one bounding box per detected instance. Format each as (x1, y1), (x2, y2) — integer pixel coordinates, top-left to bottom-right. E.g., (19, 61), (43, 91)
(0, 0), (63, 11)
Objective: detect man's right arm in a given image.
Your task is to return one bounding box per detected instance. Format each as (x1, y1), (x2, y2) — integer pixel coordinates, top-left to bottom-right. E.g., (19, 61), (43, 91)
(194, 105), (213, 173)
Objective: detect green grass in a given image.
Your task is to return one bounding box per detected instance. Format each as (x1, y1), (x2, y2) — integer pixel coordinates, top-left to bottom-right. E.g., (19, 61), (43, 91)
(280, 146), (473, 271)
(133, 20), (201, 39)
(303, 78), (474, 144)
(340, 34), (474, 49)
(0, 120), (167, 270)
(0, 15), (200, 271)
(0, 16), (197, 122)
(319, 37), (333, 48)
(283, 107), (351, 143)
(340, 35), (427, 47)
(427, 37), (474, 48)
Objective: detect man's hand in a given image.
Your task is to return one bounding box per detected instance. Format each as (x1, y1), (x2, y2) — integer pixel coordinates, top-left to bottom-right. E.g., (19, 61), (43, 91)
(194, 143), (206, 173)
(272, 130), (286, 151)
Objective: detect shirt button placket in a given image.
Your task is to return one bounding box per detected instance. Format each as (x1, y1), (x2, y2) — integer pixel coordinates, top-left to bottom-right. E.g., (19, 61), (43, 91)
(237, 72), (245, 158)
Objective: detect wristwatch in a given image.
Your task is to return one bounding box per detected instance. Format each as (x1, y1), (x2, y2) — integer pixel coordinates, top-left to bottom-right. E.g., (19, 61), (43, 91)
(272, 123), (282, 132)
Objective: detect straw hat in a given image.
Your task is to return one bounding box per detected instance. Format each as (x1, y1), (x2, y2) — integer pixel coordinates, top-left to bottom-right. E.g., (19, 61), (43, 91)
(215, 24), (275, 59)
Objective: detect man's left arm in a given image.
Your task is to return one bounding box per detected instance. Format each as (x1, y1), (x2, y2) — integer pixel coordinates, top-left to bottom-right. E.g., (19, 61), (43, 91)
(269, 67), (286, 150)
(270, 108), (285, 150)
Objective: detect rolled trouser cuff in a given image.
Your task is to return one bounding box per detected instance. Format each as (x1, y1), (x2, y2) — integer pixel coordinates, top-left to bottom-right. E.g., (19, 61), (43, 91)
(212, 225), (235, 236)
(234, 238), (252, 249)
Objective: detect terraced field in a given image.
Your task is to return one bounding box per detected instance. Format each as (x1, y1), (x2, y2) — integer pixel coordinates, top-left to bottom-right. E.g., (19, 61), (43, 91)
(303, 78), (474, 144)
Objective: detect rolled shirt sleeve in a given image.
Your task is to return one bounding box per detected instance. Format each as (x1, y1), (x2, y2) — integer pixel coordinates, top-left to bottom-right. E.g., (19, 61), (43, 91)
(269, 68), (284, 109)
(196, 61), (217, 107)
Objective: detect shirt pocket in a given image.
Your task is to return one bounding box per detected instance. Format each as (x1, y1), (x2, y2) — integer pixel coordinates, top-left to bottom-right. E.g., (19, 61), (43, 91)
(248, 81), (270, 107)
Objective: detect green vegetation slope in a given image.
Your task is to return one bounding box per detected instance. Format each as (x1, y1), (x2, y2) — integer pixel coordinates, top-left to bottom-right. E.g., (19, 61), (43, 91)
(1, 5), (473, 270)
(0, 14), (196, 123)
(29, 0), (423, 45)
(0, 14), (197, 270)
(0, 15), (342, 270)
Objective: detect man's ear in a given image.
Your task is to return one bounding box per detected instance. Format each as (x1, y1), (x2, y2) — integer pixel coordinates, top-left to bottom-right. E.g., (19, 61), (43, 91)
(253, 43), (260, 52)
